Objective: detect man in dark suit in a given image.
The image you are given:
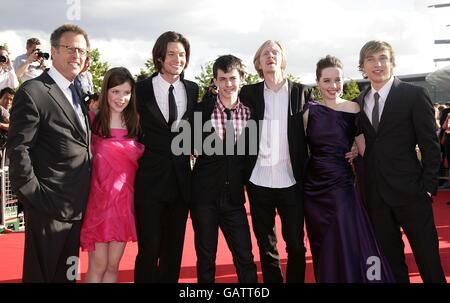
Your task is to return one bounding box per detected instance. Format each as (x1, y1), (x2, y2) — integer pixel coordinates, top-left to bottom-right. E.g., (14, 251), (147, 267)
(239, 40), (312, 283)
(6, 24), (91, 282)
(134, 31), (199, 283)
(191, 55), (257, 283)
(357, 40), (446, 283)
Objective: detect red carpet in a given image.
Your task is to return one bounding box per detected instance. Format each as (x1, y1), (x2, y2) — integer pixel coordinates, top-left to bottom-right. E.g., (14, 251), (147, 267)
(1, 191), (449, 283)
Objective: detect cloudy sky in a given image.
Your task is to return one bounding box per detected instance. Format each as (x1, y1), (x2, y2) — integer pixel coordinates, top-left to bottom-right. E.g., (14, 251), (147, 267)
(1, 0), (449, 84)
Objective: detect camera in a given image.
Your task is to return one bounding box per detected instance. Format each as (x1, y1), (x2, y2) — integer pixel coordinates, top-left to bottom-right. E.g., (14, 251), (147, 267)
(0, 55), (7, 63)
(35, 49), (49, 60)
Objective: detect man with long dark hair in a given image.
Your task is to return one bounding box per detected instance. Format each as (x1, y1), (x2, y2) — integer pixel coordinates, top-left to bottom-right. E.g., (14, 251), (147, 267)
(134, 31), (199, 282)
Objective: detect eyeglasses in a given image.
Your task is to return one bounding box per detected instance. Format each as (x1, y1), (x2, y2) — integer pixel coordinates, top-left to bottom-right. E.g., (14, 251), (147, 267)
(55, 44), (89, 56)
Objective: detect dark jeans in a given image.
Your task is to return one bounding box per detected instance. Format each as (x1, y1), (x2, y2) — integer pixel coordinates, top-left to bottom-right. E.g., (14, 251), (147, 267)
(190, 187), (257, 283)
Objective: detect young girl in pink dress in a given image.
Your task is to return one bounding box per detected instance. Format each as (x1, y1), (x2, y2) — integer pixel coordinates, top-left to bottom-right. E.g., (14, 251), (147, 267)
(80, 67), (144, 282)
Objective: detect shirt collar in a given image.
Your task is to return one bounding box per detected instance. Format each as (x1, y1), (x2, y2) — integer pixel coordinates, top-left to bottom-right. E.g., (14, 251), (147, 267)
(263, 78), (288, 92)
(216, 96), (243, 113)
(47, 66), (73, 90)
(156, 72), (182, 90)
(371, 76), (395, 101)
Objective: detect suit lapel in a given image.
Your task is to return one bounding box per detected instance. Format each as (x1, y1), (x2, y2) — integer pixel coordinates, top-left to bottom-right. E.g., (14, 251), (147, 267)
(288, 80), (300, 116)
(181, 79), (195, 121)
(254, 82), (265, 121)
(287, 81), (296, 146)
(43, 73), (88, 144)
(377, 77), (400, 133)
(143, 73), (168, 127)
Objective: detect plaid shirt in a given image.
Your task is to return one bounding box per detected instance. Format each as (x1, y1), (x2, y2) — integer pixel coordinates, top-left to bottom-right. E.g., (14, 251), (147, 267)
(211, 96), (251, 142)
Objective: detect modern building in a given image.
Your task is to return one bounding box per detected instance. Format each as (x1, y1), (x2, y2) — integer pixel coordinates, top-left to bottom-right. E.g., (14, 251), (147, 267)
(354, 73), (449, 104)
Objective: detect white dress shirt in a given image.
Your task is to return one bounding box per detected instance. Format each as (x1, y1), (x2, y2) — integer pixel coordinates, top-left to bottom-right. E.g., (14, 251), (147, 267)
(152, 73), (187, 126)
(0, 67), (19, 91)
(364, 76), (395, 124)
(47, 67), (86, 132)
(249, 80), (296, 188)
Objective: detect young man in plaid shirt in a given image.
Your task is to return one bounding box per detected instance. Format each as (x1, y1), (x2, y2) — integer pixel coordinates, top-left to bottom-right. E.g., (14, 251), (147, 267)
(190, 55), (258, 283)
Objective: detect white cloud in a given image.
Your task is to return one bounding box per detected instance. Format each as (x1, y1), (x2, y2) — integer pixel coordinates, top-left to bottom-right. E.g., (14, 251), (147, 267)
(1, 0), (449, 84)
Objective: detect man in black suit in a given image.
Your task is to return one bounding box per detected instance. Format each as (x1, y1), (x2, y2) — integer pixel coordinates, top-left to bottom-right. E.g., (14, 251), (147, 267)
(191, 55), (257, 283)
(134, 31), (199, 283)
(6, 24), (91, 282)
(239, 40), (312, 283)
(357, 40), (446, 283)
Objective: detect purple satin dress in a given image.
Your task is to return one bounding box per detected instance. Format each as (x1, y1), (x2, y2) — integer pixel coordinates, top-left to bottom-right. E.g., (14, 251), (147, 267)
(303, 101), (394, 283)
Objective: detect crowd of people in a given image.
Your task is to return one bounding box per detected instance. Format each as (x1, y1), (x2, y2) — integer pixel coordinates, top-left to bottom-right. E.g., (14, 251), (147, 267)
(1, 23), (447, 283)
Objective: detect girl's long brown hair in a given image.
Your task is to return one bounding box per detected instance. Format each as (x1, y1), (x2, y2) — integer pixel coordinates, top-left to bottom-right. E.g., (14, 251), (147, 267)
(92, 67), (140, 138)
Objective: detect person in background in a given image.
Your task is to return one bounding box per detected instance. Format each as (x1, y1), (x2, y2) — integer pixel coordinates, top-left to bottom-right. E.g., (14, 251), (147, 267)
(0, 87), (15, 132)
(75, 56), (94, 100)
(87, 93), (100, 113)
(0, 46), (19, 90)
(13, 38), (47, 82)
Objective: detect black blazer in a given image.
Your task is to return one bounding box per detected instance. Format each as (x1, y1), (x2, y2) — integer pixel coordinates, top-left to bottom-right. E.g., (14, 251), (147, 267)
(6, 71), (91, 221)
(191, 96), (254, 206)
(357, 77), (441, 206)
(239, 80), (313, 186)
(135, 72), (199, 205)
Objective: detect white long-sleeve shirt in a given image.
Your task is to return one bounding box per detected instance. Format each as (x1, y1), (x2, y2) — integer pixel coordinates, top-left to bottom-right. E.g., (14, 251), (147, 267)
(0, 68), (19, 91)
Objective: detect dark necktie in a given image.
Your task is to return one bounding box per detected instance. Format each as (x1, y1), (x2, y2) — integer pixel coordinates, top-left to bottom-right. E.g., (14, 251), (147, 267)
(168, 85), (177, 126)
(69, 83), (85, 131)
(224, 108), (235, 155)
(372, 92), (380, 131)
(69, 83), (82, 109)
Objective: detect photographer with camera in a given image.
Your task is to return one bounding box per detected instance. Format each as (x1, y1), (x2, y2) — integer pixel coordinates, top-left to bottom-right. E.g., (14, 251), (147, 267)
(13, 38), (49, 82)
(0, 45), (19, 91)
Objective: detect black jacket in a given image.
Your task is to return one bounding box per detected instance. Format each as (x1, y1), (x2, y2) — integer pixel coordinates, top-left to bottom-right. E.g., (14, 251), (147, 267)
(357, 77), (441, 206)
(239, 80), (313, 187)
(191, 96), (255, 206)
(134, 72), (199, 205)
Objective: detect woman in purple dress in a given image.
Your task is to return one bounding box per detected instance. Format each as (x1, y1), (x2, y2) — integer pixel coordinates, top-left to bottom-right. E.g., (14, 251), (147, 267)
(302, 55), (394, 283)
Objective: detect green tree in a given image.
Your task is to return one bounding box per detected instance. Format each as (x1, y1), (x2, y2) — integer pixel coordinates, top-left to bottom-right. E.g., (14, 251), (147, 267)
(287, 73), (300, 83)
(88, 48), (109, 93)
(244, 73), (261, 85)
(135, 56), (157, 81)
(312, 86), (322, 101)
(195, 61), (214, 101)
(342, 79), (361, 101)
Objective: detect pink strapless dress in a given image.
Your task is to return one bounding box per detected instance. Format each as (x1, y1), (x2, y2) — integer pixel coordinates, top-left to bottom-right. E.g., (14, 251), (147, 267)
(80, 129), (144, 251)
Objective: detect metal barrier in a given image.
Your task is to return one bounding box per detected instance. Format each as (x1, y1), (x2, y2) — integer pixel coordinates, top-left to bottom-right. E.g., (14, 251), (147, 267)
(0, 149), (24, 232)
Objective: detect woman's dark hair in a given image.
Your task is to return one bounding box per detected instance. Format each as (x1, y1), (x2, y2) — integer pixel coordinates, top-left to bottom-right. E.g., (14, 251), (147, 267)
(93, 67), (140, 138)
(316, 55), (343, 80)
